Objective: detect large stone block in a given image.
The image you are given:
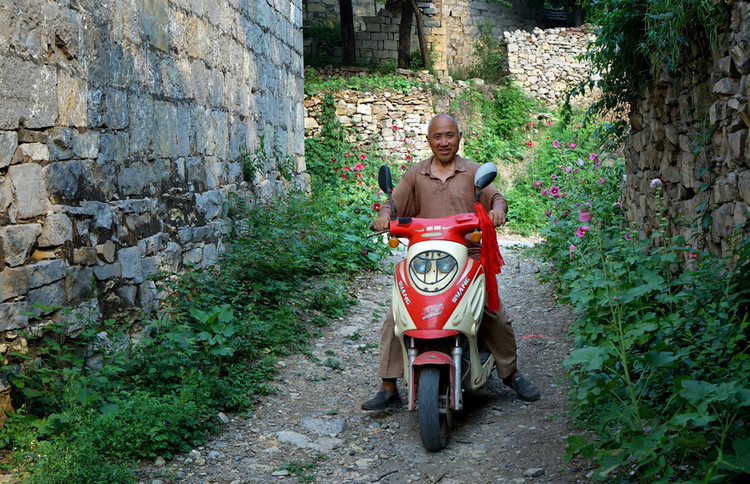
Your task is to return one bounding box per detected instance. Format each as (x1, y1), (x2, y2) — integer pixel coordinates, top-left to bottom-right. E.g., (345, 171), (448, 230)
(65, 266), (94, 301)
(118, 161), (153, 197)
(26, 259), (67, 289)
(118, 246), (144, 283)
(48, 127), (75, 160)
(0, 224), (42, 267)
(0, 131), (17, 169)
(128, 94), (155, 154)
(0, 267), (29, 302)
(0, 57), (57, 129)
(57, 73), (88, 127)
(73, 131), (100, 159)
(43, 160), (92, 204)
(0, 302), (30, 331)
(739, 170), (750, 204)
(142, 0), (170, 52)
(8, 163), (48, 219)
(38, 213), (73, 247)
(28, 281), (65, 315)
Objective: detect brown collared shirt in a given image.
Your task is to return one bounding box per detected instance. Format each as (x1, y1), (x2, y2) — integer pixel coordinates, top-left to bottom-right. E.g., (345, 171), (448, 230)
(378, 154), (506, 220)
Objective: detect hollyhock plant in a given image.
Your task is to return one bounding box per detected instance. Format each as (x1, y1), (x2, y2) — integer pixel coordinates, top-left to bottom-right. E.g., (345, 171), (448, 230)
(553, 140), (560, 148)
(569, 244), (577, 257)
(534, 180), (542, 188)
(374, 202), (381, 212)
(578, 207), (592, 223)
(576, 225), (590, 238)
(549, 186), (560, 198)
(569, 142), (577, 149)
(541, 189), (549, 197)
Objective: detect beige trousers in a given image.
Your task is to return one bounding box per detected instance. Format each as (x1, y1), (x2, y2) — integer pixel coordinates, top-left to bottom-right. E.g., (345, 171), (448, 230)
(376, 297), (518, 380)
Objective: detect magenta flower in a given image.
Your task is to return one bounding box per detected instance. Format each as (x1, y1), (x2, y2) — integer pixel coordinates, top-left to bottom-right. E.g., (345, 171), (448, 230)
(624, 232), (631, 241)
(598, 177), (606, 185)
(545, 210), (552, 217)
(549, 186), (560, 198)
(569, 244), (577, 257)
(553, 140), (560, 148)
(569, 142), (577, 149)
(565, 166), (572, 173)
(576, 225), (591, 238)
(551, 174), (557, 181)
(541, 189), (549, 197)
(578, 208), (592, 223)
(589, 153), (598, 160)
(533, 180), (542, 188)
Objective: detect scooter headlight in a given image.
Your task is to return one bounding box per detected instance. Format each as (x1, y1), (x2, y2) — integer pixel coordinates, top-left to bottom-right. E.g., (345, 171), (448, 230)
(409, 251), (459, 293)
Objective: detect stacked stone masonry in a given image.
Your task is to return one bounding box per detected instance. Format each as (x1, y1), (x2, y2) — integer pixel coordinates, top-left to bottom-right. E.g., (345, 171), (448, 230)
(623, 0), (750, 257)
(0, 0), (305, 348)
(305, 0), (595, 106)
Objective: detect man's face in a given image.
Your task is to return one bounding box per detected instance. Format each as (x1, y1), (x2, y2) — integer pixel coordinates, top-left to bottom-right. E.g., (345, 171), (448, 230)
(427, 116), (461, 165)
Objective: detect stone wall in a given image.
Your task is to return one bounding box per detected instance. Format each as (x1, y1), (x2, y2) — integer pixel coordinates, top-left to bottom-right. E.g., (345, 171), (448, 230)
(0, 0), (304, 351)
(303, 68), (491, 162)
(305, 1), (594, 106)
(505, 27), (598, 107)
(622, 0), (749, 257)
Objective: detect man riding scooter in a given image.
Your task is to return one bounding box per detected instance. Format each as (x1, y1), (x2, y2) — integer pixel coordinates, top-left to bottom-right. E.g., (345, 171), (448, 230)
(362, 113), (540, 410)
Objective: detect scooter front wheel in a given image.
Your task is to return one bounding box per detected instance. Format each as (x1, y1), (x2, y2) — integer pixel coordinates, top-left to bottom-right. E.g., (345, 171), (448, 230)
(418, 366), (450, 451)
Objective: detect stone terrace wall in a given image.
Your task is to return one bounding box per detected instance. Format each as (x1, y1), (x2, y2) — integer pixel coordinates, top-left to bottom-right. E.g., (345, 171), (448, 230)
(0, 1), (304, 342)
(622, 0), (749, 257)
(505, 27), (597, 107)
(303, 69), (488, 162)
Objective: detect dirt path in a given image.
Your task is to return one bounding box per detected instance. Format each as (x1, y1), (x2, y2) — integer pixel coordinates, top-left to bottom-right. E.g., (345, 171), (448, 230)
(139, 239), (594, 484)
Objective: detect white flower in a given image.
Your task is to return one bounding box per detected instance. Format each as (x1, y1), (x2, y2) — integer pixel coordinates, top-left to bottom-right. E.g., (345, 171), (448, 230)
(650, 178), (662, 188)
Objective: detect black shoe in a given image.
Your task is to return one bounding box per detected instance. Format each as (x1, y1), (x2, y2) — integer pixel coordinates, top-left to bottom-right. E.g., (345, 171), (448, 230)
(361, 389), (403, 410)
(503, 374), (540, 402)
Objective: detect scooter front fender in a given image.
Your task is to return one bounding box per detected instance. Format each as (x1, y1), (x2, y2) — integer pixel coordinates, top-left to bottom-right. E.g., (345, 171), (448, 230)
(408, 351), (456, 411)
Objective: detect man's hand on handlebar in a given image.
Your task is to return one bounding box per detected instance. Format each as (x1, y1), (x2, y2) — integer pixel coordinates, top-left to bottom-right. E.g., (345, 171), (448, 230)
(373, 217), (390, 232)
(489, 210), (507, 227)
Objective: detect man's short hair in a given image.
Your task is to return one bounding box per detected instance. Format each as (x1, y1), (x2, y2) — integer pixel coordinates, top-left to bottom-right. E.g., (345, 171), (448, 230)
(428, 113), (461, 137)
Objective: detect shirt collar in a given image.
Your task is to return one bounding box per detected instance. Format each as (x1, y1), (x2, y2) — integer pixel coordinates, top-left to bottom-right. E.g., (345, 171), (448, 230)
(420, 154), (468, 177)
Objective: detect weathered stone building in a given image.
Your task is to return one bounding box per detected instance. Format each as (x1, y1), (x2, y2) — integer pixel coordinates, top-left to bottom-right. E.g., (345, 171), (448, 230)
(623, 0), (750, 257)
(0, 0), (304, 348)
(304, 1), (592, 106)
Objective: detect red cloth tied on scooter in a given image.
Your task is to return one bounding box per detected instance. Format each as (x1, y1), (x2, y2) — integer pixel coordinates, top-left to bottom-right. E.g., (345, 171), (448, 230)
(474, 202), (505, 312)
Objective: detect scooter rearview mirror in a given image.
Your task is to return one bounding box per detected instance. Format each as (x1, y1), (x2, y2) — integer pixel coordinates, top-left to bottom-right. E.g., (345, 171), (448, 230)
(474, 163), (497, 190)
(378, 165), (393, 194)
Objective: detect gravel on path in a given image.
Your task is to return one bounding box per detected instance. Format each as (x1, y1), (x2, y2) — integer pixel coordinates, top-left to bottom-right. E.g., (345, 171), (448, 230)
(138, 240), (595, 484)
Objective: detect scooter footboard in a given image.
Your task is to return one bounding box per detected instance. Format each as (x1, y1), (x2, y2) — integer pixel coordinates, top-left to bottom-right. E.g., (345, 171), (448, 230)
(410, 352), (456, 411)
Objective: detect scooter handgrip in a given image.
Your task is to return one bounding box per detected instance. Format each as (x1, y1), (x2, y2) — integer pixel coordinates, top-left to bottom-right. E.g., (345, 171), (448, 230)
(397, 217), (413, 225)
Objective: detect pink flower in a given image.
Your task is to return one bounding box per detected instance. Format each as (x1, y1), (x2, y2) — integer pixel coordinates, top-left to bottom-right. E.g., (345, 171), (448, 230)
(565, 166), (572, 173)
(578, 208), (592, 223)
(360, 154), (366, 160)
(344, 166), (351, 171)
(650, 178), (662, 188)
(527, 140), (533, 147)
(549, 186), (560, 198)
(345, 152), (350, 157)
(574, 169), (579, 173)
(545, 210), (552, 217)
(569, 142), (577, 149)
(533, 180), (542, 188)
(546, 120), (551, 125)
(551, 174), (557, 181)
(341, 174), (347, 180)
(569, 244), (577, 257)
(392, 125), (398, 130)
(400, 165), (406, 170)
(553, 140), (560, 148)
(589, 153), (598, 160)
(624, 232), (631, 241)
(406, 155), (412, 161)
(541, 189), (549, 197)
(598, 177), (606, 185)
(576, 225), (591, 238)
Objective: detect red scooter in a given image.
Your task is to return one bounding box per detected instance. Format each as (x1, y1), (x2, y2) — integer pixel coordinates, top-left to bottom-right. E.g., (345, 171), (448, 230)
(376, 163), (500, 451)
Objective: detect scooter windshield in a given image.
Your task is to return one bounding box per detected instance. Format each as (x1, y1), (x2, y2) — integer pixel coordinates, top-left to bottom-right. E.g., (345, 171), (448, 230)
(409, 250), (459, 293)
